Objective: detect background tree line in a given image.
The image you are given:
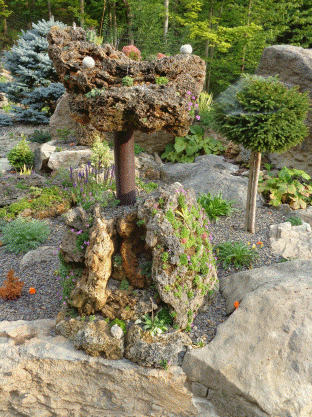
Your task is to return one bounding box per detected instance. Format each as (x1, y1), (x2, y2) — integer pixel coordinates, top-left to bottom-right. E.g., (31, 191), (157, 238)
(0, 0), (312, 96)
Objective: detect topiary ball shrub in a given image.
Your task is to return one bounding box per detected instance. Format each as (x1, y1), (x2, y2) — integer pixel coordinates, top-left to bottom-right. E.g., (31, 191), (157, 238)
(213, 74), (310, 153)
(7, 135), (34, 169)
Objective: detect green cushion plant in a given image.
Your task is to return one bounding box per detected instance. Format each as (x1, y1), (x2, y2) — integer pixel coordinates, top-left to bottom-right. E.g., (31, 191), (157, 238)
(7, 135), (34, 170)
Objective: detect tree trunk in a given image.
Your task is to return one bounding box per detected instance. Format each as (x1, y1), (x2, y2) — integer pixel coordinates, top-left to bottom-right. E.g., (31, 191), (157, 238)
(99, 0), (106, 37)
(164, 0), (169, 38)
(123, 0), (133, 44)
(245, 150), (261, 233)
(114, 130), (136, 206)
(80, 0), (84, 27)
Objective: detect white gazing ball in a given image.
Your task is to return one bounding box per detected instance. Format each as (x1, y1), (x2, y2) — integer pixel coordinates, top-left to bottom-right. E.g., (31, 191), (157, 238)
(110, 324), (124, 340)
(82, 56), (95, 69)
(180, 44), (193, 54)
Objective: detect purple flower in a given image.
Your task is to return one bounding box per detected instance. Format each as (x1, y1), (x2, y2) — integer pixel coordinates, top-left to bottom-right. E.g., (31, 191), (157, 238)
(71, 229), (75, 232)
(192, 96), (196, 100)
(194, 103), (199, 108)
(196, 115), (201, 121)
(63, 301), (67, 305)
(76, 230), (83, 235)
(188, 102), (193, 106)
(187, 91), (191, 95)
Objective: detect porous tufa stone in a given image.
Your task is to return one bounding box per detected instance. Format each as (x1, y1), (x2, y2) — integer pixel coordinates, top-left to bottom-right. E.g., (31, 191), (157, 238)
(82, 56), (95, 69)
(111, 324), (124, 340)
(180, 44), (192, 54)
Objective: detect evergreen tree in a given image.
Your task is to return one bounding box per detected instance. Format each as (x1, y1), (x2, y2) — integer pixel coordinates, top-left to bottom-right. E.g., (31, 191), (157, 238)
(0, 17), (66, 125)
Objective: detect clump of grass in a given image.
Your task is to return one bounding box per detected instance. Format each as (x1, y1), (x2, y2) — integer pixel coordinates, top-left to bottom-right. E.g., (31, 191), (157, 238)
(1, 216), (50, 254)
(286, 216), (303, 226)
(214, 241), (258, 269)
(198, 192), (235, 221)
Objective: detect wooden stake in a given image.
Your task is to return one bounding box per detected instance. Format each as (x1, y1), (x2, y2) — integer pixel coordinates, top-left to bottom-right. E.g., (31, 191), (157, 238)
(245, 150), (261, 233)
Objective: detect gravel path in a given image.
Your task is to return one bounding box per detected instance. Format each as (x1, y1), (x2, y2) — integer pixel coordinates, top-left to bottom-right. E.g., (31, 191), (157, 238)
(0, 124), (290, 346)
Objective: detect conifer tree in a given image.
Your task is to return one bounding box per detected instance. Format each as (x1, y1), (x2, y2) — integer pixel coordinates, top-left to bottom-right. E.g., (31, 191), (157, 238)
(0, 17), (66, 125)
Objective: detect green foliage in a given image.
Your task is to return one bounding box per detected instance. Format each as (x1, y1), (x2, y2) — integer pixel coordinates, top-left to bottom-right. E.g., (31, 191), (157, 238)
(155, 76), (169, 85)
(213, 75), (310, 153)
(214, 241), (258, 269)
(258, 167), (312, 209)
(90, 135), (112, 169)
(121, 76), (134, 86)
(120, 279), (130, 291)
(161, 125), (224, 163)
(157, 307), (174, 326)
(286, 216), (303, 226)
(134, 144), (145, 155)
(7, 135), (34, 169)
(138, 313), (168, 336)
(197, 192), (235, 221)
(28, 129), (51, 143)
(85, 88), (103, 98)
(113, 254), (122, 266)
(136, 178), (158, 193)
(57, 253), (83, 306)
(76, 231), (90, 252)
(56, 128), (72, 142)
(140, 261), (152, 277)
(0, 216), (50, 254)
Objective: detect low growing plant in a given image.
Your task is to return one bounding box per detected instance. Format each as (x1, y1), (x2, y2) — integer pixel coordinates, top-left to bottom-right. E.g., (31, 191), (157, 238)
(122, 76), (134, 86)
(0, 269), (25, 301)
(155, 76), (169, 85)
(28, 129), (51, 143)
(161, 125), (224, 163)
(197, 192), (235, 221)
(137, 313), (168, 336)
(85, 88), (103, 99)
(134, 144), (145, 155)
(1, 216), (50, 254)
(258, 166), (312, 209)
(7, 135), (34, 170)
(214, 241), (258, 269)
(57, 253), (83, 306)
(286, 216), (303, 226)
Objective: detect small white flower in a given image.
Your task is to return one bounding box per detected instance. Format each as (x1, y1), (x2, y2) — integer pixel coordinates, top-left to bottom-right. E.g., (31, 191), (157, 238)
(180, 44), (192, 54)
(82, 56), (95, 69)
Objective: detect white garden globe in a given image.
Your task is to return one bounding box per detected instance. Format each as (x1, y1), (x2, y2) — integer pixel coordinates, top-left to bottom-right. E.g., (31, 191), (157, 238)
(180, 44), (192, 54)
(82, 56), (95, 69)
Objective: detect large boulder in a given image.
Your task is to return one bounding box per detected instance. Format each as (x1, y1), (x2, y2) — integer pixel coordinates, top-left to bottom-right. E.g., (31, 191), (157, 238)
(0, 319), (205, 417)
(183, 260), (312, 417)
(160, 154), (255, 208)
(255, 45), (312, 176)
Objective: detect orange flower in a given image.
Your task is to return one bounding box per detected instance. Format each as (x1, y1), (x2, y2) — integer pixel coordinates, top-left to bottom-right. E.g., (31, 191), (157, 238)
(256, 241), (263, 248)
(234, 301), (240, 309)
(70, 142), (74, 146)
(181, 238), (187, 244)
(28, 287), (36, 294)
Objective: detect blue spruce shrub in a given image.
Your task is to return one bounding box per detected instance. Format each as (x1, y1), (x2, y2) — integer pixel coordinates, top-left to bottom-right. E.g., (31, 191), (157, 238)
(0, 18), (66, 124)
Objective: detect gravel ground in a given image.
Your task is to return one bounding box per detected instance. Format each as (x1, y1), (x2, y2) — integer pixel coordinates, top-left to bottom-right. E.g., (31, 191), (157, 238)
(0, 123), (290, 346)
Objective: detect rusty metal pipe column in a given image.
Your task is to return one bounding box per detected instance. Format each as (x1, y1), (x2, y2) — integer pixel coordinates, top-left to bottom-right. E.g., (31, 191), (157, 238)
(113, 130), (136, 206)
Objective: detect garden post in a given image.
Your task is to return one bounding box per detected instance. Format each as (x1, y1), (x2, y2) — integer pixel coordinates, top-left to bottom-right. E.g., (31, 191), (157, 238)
(114, 130), (136, 205)
(245, 150), (261, 233)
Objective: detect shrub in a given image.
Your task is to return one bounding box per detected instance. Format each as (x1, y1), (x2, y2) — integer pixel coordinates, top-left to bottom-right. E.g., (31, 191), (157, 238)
(155, 76), (169, 85)
(286, 216), (303, 226)
(0, 269), (24, 301)
(214, 241), (258, 269)
(213, 74), (310, 232)
(0, 18), (66, 124)
(28, 129), (51, 143)
(122, 45), (141, 61)
(258, 167), (312, 209)
(1, 216), (50, 253)
(122, 76), (134, 86)
(161, 125), (224, 163)
(198, 192), (235, 221)
(7, 135), (34, 169)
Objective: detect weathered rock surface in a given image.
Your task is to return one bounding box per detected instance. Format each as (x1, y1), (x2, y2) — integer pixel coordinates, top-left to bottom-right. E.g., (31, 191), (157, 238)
(20, 246), (58, 272)
(60, 184), (218, 329)
(125, 324), (192, 368)
(0, 319), (203, 417)
(0, 157), (11, 173)
(51, 93), (176, 153)
(47, 26), (205, 137)
(183, 260), (312, 417)
(256, 45), (312, 176)
(48, 148), (92, 170)
(269, 221), (312, 259)
(160, 154), (255, 208)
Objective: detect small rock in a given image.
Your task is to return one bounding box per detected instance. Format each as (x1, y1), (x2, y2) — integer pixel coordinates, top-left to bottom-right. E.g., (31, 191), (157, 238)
(110, 324), (124, 340)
